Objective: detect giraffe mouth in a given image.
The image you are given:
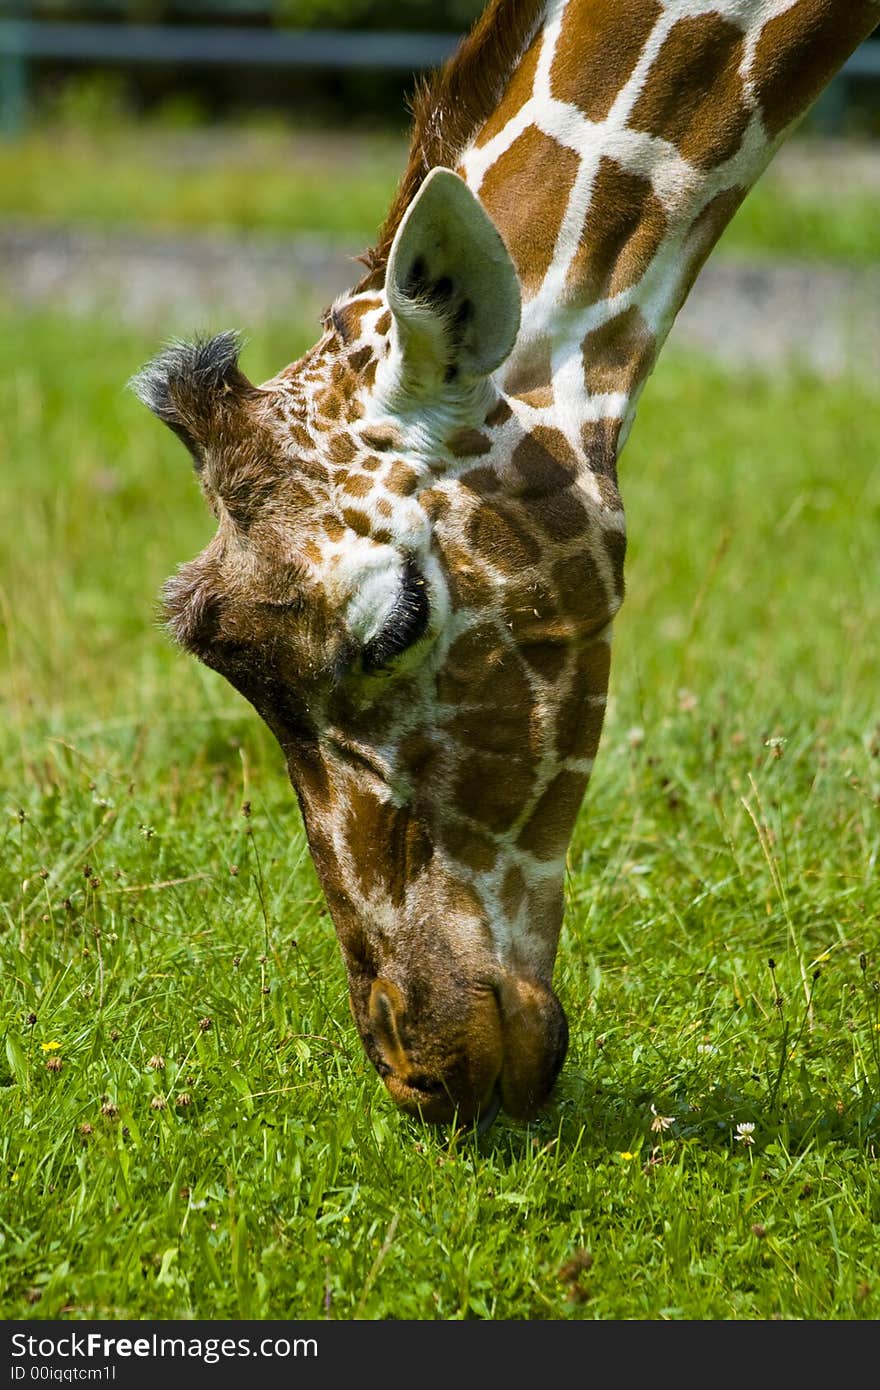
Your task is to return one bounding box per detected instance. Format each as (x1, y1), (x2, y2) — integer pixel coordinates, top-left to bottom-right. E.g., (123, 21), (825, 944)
(363, 970), (568, 1129)
(366, 974), (505, 1127)
(476, 1086), (502, 1135)
(381, 1071), (501, 1129)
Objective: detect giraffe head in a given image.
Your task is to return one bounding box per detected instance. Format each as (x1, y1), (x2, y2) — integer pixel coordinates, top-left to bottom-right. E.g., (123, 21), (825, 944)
(134, 169), (623, 1127)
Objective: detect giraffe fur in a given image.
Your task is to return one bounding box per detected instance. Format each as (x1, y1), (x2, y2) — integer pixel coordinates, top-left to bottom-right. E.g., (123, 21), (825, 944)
(133, 0), (879, 1127)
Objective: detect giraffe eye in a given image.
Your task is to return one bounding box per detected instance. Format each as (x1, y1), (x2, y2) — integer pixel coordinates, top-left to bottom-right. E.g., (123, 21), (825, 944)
(362, 559), (430, 673)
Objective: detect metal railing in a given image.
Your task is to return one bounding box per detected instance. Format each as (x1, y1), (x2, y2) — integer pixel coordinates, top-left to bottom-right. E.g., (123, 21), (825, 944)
(0, 8), (877, 136)
(0, 13), (461, 133)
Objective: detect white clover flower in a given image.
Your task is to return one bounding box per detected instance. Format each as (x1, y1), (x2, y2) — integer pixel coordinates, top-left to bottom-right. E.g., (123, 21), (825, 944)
(735, 1122), (756, 1145)
(650, 1104), (674, 1133)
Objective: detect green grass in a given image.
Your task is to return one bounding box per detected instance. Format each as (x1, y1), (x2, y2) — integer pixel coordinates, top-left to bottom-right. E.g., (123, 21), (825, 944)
(0, 126), (405, 244)
(719, 179), (880, 263)
(1, 305), (879, 1321)
(1, 123), (879, 262)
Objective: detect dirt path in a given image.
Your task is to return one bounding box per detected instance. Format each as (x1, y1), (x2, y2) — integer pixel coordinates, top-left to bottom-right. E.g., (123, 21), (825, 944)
(2, 217), (878, 378)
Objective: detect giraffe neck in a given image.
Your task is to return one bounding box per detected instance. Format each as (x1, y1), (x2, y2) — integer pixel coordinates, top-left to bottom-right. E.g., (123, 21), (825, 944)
(456, 0), (879, 452)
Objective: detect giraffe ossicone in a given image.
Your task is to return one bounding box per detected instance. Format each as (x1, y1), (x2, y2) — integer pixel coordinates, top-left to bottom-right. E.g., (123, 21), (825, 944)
(133, 0), (879, 1128)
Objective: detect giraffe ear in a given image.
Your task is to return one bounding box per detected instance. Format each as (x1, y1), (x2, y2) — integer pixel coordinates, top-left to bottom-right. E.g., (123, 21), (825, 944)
(384, 167), (521, 392)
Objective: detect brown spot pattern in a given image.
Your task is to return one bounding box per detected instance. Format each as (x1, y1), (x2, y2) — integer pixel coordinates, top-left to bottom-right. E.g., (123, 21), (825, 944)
(448, 428), (493, 458)
(501, 863), (528, 920)
(460, 466), (501, 496)
(752, 0), (878, 139)
(519, 642), (568, 683)
(582, 305), (656, 397)
(436, 624), (509, 703)
(629, 15), (749, 169)
(439, 818), (498, 874)
(347, 346), (373, 374)
(386, 461), (420, 495)
(316, 390), (342, 421)
(341, 508), (372, 537)
(580, 419), (620, 479)
(603, 526), (626, 596)
(677, 187), (747, 307)
(551, 0), (663, 122)
(446, 699), (531, 756)
(467, 499), (542, 574)
(566, 157), (668, 306)
(454, 750), (534, 832)
(434, 539), (486, 608)
(361, 424), (404, 453)
(512, 428), (578, 499)
(551, 551), (608, 622)
(504, 337), (554, 405)
(333, 297), (382, 343)
(532, 488), (588, 544)
(517, 770), (586, 859)
(419, 487), (451, 522)
(555, 642), (612, 762)
(484, 398), (512, 428)
(329, 432), (358, 466)
(480, 126), (580, 296)
(345, 791), (433, 906)
(341, 473), (373, 499)
(398, 732), (440, 781)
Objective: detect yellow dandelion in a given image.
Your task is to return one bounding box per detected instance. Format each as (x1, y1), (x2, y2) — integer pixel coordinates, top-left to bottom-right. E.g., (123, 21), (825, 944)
(619, 1151), (635, 1161)
(40, 1041), (61, 1052)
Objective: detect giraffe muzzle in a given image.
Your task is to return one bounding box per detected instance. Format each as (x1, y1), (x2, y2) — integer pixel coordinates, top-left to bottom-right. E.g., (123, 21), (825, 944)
(363, 970), (568, 1129)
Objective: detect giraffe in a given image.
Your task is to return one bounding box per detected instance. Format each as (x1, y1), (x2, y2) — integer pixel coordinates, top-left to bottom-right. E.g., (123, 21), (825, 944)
(133, 0), (879, 1129)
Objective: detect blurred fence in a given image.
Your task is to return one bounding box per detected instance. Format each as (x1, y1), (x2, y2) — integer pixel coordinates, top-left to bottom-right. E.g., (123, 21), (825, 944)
(0, 2), (878, 136)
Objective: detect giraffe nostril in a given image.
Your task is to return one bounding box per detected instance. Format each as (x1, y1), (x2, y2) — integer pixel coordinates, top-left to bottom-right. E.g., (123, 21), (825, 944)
(406, 1074), (447, 1096)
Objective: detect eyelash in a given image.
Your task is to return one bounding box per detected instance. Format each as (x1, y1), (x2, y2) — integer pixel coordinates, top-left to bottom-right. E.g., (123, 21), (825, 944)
(362, 560), (430, 673)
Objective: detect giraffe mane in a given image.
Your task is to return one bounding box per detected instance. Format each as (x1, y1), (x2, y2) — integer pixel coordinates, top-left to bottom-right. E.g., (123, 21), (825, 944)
(356, 0), (547, 290)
